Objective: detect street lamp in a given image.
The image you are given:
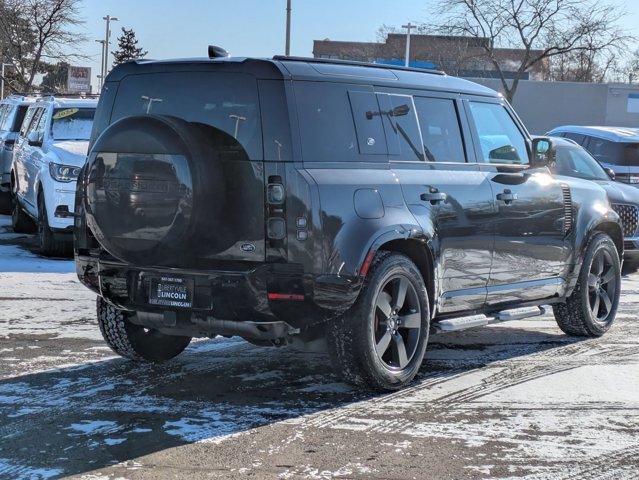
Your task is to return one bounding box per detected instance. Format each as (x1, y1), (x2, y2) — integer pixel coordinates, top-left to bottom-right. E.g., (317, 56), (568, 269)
(285, 0), (291, 56)
(102, 15), (119, 78)
(402, 22), (416, 67)
(1, 63), (14, 100)
(95, 39), (106, 91)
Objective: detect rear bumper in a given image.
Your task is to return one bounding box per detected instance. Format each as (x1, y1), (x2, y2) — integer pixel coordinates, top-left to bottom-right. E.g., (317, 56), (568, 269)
(76, 255), (361, 330)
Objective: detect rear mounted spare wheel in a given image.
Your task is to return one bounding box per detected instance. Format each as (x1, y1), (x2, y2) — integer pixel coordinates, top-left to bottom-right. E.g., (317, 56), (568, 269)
(85, 115), (229, 265)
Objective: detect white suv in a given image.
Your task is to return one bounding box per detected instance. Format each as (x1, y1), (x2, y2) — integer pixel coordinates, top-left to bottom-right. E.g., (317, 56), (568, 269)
(11, 96), (97, 256)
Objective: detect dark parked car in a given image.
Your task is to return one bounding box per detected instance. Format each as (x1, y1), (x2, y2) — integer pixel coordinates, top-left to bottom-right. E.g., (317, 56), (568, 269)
(74, 53), (623, 391)
(550, 136), (639, 268)
(547, 126), (639, 185)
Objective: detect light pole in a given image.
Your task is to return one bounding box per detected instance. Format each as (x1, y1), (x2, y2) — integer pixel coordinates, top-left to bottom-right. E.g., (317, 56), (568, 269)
(402, 22), (415, 67)
(285, 0), (291, 56)
(102, 15), (119, 79)
(1, 63), (14, 100)
(95, 39), (106, 91)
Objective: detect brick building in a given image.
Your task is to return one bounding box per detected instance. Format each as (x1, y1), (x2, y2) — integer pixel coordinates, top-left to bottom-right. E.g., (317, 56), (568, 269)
(313, 34), (548, 80)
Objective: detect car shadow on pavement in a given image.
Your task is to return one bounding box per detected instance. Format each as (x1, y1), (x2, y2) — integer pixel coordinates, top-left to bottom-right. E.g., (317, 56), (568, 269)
(0, 324), (585, 478)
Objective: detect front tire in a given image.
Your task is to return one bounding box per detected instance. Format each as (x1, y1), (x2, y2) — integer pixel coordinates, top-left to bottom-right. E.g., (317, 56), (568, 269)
(97, 296), (192, 362)
(0, 191), (12, 215)
(553, 233), (621, 337)
(327, 252), (430, 391)
(37, 192), (71, 257)
(11, 199), (36, 234)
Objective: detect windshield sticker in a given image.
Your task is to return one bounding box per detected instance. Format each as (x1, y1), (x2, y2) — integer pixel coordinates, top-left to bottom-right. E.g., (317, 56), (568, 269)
(53, 108), (79, 120)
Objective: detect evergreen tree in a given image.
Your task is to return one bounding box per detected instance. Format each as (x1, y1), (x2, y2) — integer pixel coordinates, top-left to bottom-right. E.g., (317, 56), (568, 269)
(111, 27), (147, 67)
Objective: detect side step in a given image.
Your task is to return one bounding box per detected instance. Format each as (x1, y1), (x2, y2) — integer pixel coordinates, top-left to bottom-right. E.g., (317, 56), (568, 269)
(435, 306), (547, 333)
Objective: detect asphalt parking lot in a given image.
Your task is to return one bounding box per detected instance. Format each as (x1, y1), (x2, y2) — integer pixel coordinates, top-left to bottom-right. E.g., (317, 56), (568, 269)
(0, 214), (638, 480)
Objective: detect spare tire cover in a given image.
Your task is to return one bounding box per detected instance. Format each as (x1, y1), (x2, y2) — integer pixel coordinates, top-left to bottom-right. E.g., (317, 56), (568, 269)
(85, 115), (224, 265)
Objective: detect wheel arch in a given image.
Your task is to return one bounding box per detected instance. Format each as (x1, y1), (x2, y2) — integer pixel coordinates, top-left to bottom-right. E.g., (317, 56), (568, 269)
(378, 238), (436, 317)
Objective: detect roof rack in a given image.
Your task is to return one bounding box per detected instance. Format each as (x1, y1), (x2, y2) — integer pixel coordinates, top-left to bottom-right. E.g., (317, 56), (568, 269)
(272, 55), (446, 76)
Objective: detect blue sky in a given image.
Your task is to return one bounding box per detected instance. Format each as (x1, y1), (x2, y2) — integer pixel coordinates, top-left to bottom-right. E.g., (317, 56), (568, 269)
(79, 0), (639, 88)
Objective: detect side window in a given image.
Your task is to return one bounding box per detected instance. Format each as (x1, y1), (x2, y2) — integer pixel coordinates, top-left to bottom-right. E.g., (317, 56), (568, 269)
(20, 108), (37, 137)
(34, 108), (49, 134)
(294, 82), (362, 162)
(563, 132), (586, 145)
(11, 106), (28, 132)
(468, 102), (529, 165)
(378, 93), (424, 161)
(348, 90), (387, 155)
(0, 105), (10, 131)
(414, 97), (466, 162)
(586, 138), (621, 164)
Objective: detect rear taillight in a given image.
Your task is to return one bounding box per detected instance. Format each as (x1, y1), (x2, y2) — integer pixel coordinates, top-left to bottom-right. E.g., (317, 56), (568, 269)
(267, 176), (286, 241)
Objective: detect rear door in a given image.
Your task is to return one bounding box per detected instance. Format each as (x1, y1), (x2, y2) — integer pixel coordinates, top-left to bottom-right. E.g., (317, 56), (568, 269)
(387, 90), (497, 314)
(465, 99), (569, 305)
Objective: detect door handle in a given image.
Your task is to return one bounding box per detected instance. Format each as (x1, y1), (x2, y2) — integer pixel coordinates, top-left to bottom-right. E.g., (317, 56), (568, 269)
(497, 189), (518, 204)
(421, 188), (448, 205)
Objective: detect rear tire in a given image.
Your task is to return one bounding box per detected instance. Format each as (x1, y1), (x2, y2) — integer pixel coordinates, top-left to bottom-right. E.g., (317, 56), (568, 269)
(97, 296), (192, 362)
(37, 192), (71, 257)
(0, 191), (12, 215)
(553, 233), (620, 337)
(11, 199), (36, 234)
(327, 252), (430, 391)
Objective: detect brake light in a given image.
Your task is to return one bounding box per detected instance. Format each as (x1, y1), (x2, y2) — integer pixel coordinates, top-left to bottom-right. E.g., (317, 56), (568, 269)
(268, 293), (305, 301)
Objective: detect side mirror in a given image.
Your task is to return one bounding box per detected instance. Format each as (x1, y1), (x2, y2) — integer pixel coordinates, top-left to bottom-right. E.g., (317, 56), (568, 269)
(531, 137), (555, 168)
(390, 104), (410, 117)
(27, 130), (43, 147)
(604, 167), (616, 180)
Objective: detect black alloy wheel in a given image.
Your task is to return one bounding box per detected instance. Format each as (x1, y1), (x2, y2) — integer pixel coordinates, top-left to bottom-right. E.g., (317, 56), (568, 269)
(373, 275), (422, 370)
(587, 249), (618, 323)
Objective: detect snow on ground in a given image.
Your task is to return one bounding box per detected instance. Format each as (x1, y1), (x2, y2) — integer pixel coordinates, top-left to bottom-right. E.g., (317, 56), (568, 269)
(0, 214), (638, 479)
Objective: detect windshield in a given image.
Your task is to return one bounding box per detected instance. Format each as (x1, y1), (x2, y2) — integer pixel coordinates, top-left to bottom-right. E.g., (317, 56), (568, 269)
(555, 145), (610, 181)
(51, 108), (96, 140)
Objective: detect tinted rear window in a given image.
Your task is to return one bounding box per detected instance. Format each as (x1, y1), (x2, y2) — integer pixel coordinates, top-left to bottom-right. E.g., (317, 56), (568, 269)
(111, 72), (262, 160)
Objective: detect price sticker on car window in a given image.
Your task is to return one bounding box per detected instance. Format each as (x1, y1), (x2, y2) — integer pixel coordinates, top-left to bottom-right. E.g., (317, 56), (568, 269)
(53, 108), (79, 120)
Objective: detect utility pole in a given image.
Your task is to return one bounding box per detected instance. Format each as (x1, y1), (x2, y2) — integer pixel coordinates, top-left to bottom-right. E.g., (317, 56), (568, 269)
(102, 15), (119, 80)
(285, 0), (292, 56)
(402, 22), (415, 67)
(95, 39), (106, 91)
(1, 63), (13, 99)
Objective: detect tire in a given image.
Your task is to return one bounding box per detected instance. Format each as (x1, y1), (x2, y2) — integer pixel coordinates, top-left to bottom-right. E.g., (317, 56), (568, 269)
(38, 192), (71, 257)
(553, 233), (621, 337)
(0, 191), (12, 215)
(97, 296), (192, 362)
(11, 198), (36, 234)
(327, 252), (430, 391)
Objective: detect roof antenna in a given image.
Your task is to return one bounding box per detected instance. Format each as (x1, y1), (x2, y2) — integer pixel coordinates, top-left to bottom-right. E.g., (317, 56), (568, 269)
(208, 45), (230, 59)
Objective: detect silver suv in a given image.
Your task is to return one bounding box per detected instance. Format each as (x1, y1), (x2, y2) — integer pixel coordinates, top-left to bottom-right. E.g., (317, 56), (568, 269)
(0, 95), (35, 213)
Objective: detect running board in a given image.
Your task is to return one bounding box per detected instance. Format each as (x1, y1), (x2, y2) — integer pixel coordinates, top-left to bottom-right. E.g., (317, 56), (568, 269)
(434, 306), (547, 333)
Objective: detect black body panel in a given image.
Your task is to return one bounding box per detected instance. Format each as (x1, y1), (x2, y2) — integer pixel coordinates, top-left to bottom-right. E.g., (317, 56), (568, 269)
(75, 56), (623, 339)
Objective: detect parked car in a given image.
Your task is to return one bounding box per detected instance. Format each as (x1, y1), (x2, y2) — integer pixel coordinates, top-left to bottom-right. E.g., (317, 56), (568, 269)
(74, 54), (623, 391)
(11, 96), (97, 256)
(547, 126), (639, 185)
(549, 136), (639, 269)
(0, 95), (35, 214)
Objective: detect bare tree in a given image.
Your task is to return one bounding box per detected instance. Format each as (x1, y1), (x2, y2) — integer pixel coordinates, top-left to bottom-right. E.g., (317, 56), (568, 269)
(0, 0), (86, 92)
(434, 0), (631, 101)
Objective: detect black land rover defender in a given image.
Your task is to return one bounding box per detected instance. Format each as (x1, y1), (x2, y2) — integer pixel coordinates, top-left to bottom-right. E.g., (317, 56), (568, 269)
(75, 53), (623, 391)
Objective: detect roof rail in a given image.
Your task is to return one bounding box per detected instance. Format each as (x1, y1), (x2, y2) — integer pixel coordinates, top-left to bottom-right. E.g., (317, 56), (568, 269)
(272, 55), (446, 76)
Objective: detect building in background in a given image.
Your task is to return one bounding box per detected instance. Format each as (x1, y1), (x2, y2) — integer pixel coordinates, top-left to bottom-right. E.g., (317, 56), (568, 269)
(470, 78), (639, 134)
(313, 34), (548, 80)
